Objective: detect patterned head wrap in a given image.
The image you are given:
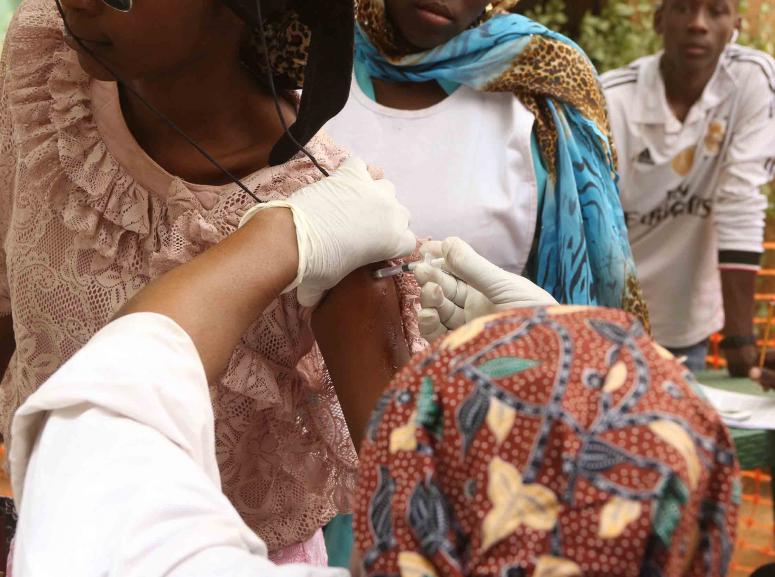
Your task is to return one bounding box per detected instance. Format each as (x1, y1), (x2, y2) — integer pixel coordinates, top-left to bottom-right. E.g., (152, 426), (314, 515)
(220, 0), (355, 164)
(354, 1), (650, 326)
(355, 306), (739, 577)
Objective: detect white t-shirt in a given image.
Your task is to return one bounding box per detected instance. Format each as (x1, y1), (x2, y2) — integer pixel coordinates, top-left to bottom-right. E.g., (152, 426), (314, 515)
(603, 45), (775, 347)
(10, 313), (346, 577)
(324, 78), (540, 274)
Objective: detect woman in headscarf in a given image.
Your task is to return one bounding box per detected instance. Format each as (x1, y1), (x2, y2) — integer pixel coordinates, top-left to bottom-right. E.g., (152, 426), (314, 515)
(325, 0), (649, 327)
(355, 304), (739, 577)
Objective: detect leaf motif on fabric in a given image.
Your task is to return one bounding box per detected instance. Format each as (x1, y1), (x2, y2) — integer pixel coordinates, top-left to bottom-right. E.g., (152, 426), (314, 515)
(478, 357), (540, 378)
(648, 421), (700, 488)
(408, 478), (453, 557)
(652, 342), (674, 360)
(398, 552), (438, 577)
(367, 390), (393, 443)
(481, 458), (559, 551)
(486, 397), (516, 444)
(442, 316), (488, 350)
(482, 457), (524, 551)
(598, 496), (642, 539)
(390, 413), (418, 454)
(417, 377), (443, 438)
(588, 319), (629, 345)
(652, 474), (689, 546)
(519, 483), (560, 531)
(457, 388), (490, 455)
(578, 440), (627, 473)
(603, 361), (628, 393)
(364, 466), (396, 567)
(532, 556), (582, 577)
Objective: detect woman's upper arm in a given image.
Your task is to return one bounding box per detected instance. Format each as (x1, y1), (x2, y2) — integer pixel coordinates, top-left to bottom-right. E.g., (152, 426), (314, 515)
(311, 266), (411, 450)
(0, 38), (16, 374)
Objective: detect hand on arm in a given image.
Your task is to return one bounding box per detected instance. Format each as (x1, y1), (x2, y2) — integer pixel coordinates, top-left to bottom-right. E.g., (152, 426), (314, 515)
(414, 237), (557, 342)
(117, 156), (415, 383)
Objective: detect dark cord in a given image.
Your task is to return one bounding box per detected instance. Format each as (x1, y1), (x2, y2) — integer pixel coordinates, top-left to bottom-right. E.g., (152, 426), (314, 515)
(252, 0), (329, 176)
(54, 0), (331, 204)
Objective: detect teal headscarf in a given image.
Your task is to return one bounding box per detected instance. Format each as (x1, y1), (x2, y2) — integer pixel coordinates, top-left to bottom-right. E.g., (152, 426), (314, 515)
(354, 4), (649, 326)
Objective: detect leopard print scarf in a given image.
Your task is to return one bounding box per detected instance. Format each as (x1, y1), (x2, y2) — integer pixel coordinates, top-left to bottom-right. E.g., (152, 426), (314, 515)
(356, 0), (615, 175)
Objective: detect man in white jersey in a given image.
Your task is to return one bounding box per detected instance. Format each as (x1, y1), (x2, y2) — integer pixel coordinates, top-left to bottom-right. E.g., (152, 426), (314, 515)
(602, 0), (775, 386)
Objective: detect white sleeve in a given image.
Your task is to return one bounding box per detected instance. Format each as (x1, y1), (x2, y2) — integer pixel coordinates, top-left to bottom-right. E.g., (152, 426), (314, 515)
(714, 65), (774, 262)
(10, 313), (347, 577)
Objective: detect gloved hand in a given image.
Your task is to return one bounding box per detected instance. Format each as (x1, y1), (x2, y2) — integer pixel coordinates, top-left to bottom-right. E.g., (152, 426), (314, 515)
(414, 237), (557, 341)
(240, 157), (416, 306)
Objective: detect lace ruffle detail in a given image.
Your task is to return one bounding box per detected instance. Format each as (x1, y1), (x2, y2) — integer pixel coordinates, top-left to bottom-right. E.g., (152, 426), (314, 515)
(1, 0), (421, 552)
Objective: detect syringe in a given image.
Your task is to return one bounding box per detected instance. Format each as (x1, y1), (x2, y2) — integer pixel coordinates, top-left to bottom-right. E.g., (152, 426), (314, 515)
(372, 257), (445, 279)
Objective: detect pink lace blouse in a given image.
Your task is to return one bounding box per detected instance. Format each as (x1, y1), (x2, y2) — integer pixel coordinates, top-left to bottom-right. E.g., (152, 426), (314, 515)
(0, 0), (423, 555)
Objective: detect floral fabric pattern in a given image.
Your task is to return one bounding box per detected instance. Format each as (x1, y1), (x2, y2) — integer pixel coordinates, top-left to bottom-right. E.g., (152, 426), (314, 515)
(355, 306), (739, 577)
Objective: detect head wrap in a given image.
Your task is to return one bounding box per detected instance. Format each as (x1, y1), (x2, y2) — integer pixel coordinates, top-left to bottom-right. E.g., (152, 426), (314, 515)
(355, 306), (739, 577)
(220, 0), (355, 165)
(354, 1), (649, 325)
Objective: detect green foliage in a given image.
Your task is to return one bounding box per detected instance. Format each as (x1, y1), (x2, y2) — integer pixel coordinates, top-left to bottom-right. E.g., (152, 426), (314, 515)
(522, 0), (569, 32)
(523, 0), (775, 73)
(578, 0), (660, 72)
(738, 0), (775, 55)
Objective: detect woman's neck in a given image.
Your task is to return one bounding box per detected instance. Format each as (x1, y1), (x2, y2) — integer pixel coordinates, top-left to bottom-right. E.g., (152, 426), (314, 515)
(120, 49), (295, 185)
(372, 78), (449, 110)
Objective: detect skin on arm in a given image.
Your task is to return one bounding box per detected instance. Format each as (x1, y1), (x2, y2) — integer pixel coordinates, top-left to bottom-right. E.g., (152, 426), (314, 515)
(115, 208), (298, 383)
(312, 267), (410, 451)
(723, 267), (775, 391)
(0, 314), (13, 381)
(721, 268), (758, 375)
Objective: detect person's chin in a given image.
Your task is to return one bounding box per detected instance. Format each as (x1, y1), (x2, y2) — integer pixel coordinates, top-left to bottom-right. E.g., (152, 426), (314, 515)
(75, 51), (116, 82)
(401, 25), (456, 51)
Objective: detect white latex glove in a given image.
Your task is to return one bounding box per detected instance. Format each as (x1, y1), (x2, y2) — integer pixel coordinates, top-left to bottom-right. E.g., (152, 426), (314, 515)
(240, 157), (416, 306)
(414, 237), (557, 341)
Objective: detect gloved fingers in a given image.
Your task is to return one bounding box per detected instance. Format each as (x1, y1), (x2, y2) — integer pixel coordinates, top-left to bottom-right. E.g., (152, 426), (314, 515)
(419, 240), (443, 259)
(420, 282), (445, 308)
(419, 282), (466, 328)
(372, 177), (398, 200)
(495, 274), (557, 306)
(396, 229), (418, 258)
(421, 282), (465, 328)
(441, 237), (509, 298)
(334, 156), (371, 180)
(414, 262), (446, 289)
(414, 263), (467, 307)
(436, 295), (467, 329)
(418, 308), (447, 342)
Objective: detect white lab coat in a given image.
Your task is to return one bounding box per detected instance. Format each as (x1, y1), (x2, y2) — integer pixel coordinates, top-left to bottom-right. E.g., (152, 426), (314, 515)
(9, 312), (347, 577)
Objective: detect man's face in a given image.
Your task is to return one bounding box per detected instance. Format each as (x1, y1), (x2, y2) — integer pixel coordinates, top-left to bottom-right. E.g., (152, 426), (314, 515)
(656, 0), (740, 73)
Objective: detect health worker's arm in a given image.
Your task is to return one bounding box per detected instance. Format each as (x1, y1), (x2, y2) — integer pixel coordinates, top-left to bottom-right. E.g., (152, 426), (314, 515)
(713, 65), (775, 386)
(10, 210), (345, 577)
(312, 267), (411, 451)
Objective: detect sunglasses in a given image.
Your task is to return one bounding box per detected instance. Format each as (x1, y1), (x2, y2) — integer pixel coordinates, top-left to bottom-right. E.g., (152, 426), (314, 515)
(102, 0), (132, 11)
